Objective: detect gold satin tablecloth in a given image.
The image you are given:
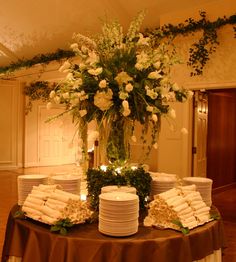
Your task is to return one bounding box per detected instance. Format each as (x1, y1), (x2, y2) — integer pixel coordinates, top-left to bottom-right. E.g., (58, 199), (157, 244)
(2, 205), (226, 262)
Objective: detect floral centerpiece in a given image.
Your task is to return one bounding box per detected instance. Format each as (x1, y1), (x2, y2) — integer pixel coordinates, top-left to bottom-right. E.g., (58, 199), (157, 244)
(48, 11), (192, 166)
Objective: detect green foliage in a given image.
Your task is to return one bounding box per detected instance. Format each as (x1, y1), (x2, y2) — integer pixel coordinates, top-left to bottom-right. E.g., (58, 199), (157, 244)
(23, 81), (56, 113)
(0, 49), (75, 75)
(50, 218), (74, 235)
(14, 210), (26, 219)
(86, 166), (152, 211)
(210, 211), (221, 220)
(150, 12), (236, 76)
(172, 219), (190, 235)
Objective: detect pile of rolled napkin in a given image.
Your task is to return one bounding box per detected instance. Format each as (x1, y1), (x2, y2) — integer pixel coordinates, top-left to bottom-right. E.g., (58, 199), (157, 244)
(22, 184), (93, 225)
(144, 185), (211, 230)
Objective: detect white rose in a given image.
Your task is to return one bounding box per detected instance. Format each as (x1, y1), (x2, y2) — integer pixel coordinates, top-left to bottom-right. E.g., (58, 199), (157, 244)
(153, 61), (161, 69)
(62, 92), (70, 99)
(148, 71), (162, 79)
(70, 43), (79, 50)
(147, 89), (158, 99)
(122, 100), (129, 109)
(168, 108), (176, 119)
(54, 96), (60, 104)
(86, 51), (99, 65)
(79, 63), (87, 70)
(49, 90), (56, 99)
(152, 114), (158, 122)
(79, 109), (87, 117)
(88, 67), (103, 76)
(99, 79), (107, 88)
(125, 83), (133, 92)
(94, 89), (113, 111)
(146, 105), (153, 112)
(59, 61), (71, 73)
(122, 108), (131, 117)
(135, 63), (143, 71)
(66, 72), (74, 80)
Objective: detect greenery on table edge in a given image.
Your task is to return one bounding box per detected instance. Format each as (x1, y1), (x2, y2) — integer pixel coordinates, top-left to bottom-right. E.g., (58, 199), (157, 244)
(171, 219), (190, 235)
(0, 12), (235, 77)
(86, 166), (152, 211)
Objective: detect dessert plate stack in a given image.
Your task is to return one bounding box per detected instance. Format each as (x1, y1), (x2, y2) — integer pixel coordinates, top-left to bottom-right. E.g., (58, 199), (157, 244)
(151, 176), (177, 197)
(17, 174), (49, 205)
(183, 177), (213, 206)
(99, 192), (139, 237)
(51, 175), (81, 195)
(101, 185), (136, 194)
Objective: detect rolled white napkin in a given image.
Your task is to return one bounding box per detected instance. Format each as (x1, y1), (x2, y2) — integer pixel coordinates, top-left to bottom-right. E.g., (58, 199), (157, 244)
(173, 202), (189, 212)
(46, 201), (66, 211)
(41, 215), (58, 225)
(55, 189), (80, 200)
(167, 196), (185, 207)
(23, 201), (43, 210)
(40, 205), (61, 219)
(195, 214), (210, 222)
(191, 201), (206, 210)
(194, 206), (210, 215)
(178, 206), (193, 215)
(159, 188), (180, 200)
(22, 206), (42, 216)
(25, 196), (44, 205)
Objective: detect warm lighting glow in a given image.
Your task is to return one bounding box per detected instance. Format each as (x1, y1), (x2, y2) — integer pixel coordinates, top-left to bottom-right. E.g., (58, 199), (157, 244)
(115, 167), (122, 174)
(131, 166), (138, 170)
(80, 194), (87, 201)
(100, 165), (107, 172)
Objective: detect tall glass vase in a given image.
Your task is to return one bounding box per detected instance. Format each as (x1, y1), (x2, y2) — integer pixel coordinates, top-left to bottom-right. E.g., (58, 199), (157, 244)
(106, 117), (130, 167)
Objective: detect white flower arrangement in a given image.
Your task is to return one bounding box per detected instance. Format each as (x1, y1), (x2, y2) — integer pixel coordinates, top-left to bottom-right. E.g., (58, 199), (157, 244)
(49, 11), (192, 164)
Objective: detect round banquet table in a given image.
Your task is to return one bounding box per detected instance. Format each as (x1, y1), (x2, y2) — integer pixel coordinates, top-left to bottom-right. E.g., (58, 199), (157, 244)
(1, 205), (226, 262)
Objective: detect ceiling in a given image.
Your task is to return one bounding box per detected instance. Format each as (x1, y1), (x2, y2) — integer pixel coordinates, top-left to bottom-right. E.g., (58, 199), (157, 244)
(0, 0), (216, 67)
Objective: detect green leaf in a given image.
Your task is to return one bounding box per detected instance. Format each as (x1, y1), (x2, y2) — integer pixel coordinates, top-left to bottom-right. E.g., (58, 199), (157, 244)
(50, 225), (61, 232)
(181, 227), (190, 235)
(60, 227), (68, 235)
(172, 219), (183, 228)
(210, 212), (221, 220)
(14, 210), (26, 219)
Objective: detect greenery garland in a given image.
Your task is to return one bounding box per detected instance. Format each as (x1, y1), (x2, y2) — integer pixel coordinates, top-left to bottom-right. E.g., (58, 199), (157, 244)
(0, 12), (235, 77)
(150, 11), (236, 76)
(0, 49), (75, 75)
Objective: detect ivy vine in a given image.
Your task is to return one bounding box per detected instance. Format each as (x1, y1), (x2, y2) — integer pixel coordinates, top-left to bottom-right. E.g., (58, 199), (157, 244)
(151, 11), (236, 76)
(0, 49), (75, 75)
(0, 12), (235, 77)
(24, 81), (56, 114)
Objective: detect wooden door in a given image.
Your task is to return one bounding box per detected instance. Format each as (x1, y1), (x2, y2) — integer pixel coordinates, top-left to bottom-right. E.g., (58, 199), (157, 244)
(192, 91), (208, 177)
(38, 106), (76, 166)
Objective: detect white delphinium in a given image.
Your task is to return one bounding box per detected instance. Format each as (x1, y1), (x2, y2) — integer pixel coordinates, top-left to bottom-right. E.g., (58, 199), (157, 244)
(59, 61), (71, 73)
(137, 33), (149, 46)
(146, 105), (154, 112)
(88, 67), (103, 76)
(148, 70), (162, 80)
(62, 92), (70, 99)
(49, 90), (56, 99)
(86, 51), (99, 66)
(135, 51), (150, 70)
(146, 89), (158, 100)
(152, 114), (158, 122)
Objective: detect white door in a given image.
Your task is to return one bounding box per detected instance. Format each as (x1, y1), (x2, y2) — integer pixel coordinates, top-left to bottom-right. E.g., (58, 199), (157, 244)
(192, 91), (208, 177)
(38, 106), (77, 166)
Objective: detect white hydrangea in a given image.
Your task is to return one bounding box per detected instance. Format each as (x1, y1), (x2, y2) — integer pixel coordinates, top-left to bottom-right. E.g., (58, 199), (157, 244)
(94, 89), (113, 111)
(115, 71), (132, 85)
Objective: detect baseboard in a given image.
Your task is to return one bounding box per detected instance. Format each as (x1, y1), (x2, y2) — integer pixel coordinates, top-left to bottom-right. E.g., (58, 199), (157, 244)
(212, 183), (236, 194)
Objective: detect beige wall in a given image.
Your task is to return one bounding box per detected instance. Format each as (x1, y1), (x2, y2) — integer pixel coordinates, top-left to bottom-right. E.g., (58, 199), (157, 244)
(0, 80), (24, 169)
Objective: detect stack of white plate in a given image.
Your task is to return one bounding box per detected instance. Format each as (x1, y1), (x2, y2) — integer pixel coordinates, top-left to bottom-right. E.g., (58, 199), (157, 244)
(99, 192), (139, 237)
(151, 176), (176, 197)
(51, 175), (81, 195)
(101, 185), (136, 194)
(17, 174), (49, 205)
(183, 177), (213, 206)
